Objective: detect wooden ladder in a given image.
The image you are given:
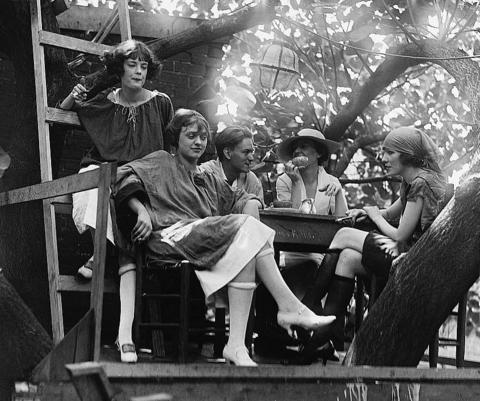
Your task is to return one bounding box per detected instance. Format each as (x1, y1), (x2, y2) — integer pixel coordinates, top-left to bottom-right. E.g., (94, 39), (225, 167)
(29, 0), (132, 363)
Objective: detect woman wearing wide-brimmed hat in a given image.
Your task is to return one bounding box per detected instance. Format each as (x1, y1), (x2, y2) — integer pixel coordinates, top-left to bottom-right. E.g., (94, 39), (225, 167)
(276, 128), (347, 216)
(254, 128), (348, 363)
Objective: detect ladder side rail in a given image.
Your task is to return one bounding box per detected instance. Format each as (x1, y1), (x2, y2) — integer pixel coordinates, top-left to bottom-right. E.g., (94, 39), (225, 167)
(30, 0), (63, 344)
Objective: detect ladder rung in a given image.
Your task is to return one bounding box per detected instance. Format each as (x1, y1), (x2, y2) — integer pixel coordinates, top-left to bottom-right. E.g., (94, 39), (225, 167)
(46, 107), (81, 128)
(58, 275), (118, 294)
(39, 30), (112, 56)
(439, 339), (460, 346)
(139, 323), (180, 329)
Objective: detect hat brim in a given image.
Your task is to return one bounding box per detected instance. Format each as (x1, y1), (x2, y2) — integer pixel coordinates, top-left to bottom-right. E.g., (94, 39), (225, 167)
(277, 135), (340, 161)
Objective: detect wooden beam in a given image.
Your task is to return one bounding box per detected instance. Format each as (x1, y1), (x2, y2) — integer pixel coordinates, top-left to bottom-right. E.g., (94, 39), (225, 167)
(65, 362), (123, 401)
(46, 107), (81, 127)
(0, 168), (106, 207)
(58, 275), (118, 294)
(57, 4), (201, 40)
(103, 363), (480, 382)
(90, 163), (114, 361)
(117, 0), (132, 41)
(39, 31), (112, 56)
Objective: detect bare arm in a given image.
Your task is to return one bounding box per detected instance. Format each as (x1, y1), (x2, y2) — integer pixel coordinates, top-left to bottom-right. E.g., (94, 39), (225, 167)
(59, 84), (88, 110)
(381, 197), (403, 221)
(276, 169), (303, 208)
(365, 198), (423, 242)
(334, 189), (348, 216)
(127, 197), (153, 243)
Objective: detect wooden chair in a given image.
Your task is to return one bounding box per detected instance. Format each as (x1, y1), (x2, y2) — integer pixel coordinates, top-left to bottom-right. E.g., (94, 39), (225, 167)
(134, 254), (228, 363)
(429, 292), (468, 368)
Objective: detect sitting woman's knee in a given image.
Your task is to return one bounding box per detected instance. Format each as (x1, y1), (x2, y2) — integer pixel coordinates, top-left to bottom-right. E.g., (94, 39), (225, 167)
(330, 228), (355, 249)
(335, 248), (363, 278)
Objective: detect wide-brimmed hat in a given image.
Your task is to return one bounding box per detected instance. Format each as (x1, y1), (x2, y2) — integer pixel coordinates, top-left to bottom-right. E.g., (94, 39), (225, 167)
(277, 128), (340, 161)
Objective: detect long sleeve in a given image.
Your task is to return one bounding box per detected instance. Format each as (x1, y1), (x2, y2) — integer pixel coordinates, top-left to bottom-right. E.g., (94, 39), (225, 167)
(276, 173), (292, 201)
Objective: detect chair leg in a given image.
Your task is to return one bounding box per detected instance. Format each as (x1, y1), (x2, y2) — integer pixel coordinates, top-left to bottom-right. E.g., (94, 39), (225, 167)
(245, 293), (255, 355)
(134, 249), (143, 351)
(456, 293), (468, 368)
(354, 277), (364, 333)
(213, 307), (226, 358)
(179, 261), (191, 363)
(148, 300), (166, 358)
(429, 331), (439, 368)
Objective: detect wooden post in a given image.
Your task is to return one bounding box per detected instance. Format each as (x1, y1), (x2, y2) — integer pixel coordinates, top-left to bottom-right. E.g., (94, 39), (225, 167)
(30, 0), (64, 345)
(179, 261), (191, 363)
(117, 0), (132, 41)
(90, 163), (114, 361)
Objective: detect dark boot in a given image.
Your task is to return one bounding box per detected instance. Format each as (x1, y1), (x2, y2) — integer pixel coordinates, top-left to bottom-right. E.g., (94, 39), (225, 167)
(302, 252), (340, 314)
(301, 274), (355, 355)
(322, 275), (355, 351)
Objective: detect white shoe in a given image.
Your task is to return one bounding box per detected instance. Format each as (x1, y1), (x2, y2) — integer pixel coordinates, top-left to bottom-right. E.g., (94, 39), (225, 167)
(223, 345), (257, 367)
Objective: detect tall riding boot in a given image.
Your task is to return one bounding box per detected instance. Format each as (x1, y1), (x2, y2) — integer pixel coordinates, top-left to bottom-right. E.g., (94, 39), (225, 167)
(322, 274), (355, 351)
(302, 252), (340, 314)
(300, 274), (355, 358)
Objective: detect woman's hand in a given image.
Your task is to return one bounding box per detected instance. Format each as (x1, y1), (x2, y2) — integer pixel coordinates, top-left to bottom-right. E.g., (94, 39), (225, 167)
(242, 199), (262, 219)
(284, 161), (302, 183)
(363, 205), (382, 223)
(318, 181), (341, 197)
(131, 209), (152, 243)
(70, 83), (88, 102)
(342, 208), (367, 224)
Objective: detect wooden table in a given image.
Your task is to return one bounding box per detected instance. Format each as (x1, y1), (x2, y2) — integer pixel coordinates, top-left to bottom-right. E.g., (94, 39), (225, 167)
(259, 208), (349, 253)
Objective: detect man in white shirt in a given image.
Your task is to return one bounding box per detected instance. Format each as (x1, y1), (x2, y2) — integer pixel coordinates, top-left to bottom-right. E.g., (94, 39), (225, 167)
(200, 125), (264, 201)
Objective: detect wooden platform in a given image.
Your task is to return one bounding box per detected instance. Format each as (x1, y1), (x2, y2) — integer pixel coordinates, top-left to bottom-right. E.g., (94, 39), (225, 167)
(33, 362), (480, 401)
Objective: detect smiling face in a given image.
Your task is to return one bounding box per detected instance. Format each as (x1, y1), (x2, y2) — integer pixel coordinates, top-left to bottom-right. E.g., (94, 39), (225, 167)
(177, 123), (208, 164)
(225, 137), (255, 173)
(120, 57), (148, 90)
(381, 148), (405, 176)
(292, 139), (320, 167)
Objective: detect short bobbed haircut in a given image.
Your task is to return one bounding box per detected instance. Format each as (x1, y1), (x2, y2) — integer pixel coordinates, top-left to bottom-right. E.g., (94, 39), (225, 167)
(215, 126), (253, 161)
(166, 109), (211, 149)
(104, 39), (160, 80)
(397, 152), (426, 168)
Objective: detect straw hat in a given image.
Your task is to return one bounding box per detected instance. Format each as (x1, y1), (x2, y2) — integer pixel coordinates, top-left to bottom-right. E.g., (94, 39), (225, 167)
(277, 128), (340, 161)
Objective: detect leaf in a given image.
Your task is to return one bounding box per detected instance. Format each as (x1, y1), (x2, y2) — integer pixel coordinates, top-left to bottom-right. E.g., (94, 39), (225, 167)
(347, 25), (376, 42)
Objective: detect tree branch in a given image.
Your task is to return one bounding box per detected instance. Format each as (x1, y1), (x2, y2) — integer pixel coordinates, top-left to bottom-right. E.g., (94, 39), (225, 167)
(85, 0), (279, 95)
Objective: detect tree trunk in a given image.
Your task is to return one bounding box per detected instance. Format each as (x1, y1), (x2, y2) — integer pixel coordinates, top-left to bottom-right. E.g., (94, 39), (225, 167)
(342, 41), (480, 366)
(345, 168), (480, 365)
(0, 272), (52, 401)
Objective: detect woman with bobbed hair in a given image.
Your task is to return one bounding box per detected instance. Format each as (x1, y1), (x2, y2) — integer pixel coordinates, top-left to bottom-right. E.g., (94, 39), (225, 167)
(301, 126), (448, 357)
(114, 109), (335, 366)
(60, 39), (173, 362)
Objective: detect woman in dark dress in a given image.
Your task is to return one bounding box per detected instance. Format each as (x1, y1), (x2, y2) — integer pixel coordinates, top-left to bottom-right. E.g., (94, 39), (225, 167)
(115, 109), (335, 365)
(60, 40), (173, 362)
(303, 126), (448, 358)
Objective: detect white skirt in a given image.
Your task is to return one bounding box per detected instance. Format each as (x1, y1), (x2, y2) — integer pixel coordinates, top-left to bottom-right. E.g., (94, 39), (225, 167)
(194, 216), (275, 298)
(72, 164), (115, 244)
